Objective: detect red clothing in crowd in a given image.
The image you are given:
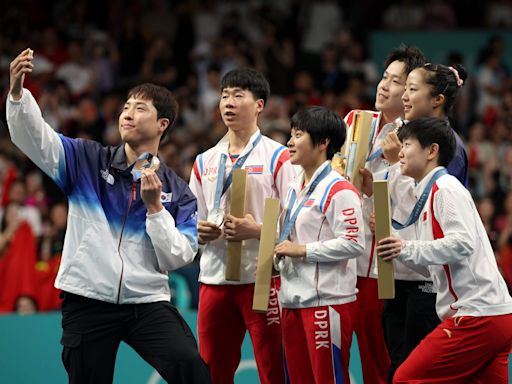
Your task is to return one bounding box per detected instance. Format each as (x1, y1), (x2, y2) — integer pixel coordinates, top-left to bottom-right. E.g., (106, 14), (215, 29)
(0, 222), (37, 312)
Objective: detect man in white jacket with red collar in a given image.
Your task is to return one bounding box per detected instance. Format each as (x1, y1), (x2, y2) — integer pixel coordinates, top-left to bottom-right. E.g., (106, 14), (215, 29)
(189, 68), (295, 384)
(343, 45), (427, 384)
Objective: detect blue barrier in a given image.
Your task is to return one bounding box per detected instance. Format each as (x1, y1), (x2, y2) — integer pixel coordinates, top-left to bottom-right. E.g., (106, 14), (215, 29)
(0, 311), (510, 383)
(0, 311), (363, 383)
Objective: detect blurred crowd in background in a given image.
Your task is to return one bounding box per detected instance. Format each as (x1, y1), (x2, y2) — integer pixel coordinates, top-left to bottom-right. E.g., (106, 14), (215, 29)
(1, 0), (512, 314)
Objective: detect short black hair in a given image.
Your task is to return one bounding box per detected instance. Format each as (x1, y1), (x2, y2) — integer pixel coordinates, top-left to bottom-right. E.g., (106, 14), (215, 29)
(384, 44), (426, 76)
(398, 117), (456, 167)
(290, 106), (346, 160)
(220, 68), (270, 104)
(127, 83), (179, 140)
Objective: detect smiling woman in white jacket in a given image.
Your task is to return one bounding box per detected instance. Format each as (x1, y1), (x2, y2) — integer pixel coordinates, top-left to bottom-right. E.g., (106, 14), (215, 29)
(274, 106), (364, 384)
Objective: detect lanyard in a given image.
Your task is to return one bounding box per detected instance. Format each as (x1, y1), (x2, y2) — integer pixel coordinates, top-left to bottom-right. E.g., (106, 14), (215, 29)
(392, 168), (448, 230)
(366, 117), (381, 162)
(278, 165), (332, 243)
(213, 134), (262, 209)
(367, 147), (383, 162)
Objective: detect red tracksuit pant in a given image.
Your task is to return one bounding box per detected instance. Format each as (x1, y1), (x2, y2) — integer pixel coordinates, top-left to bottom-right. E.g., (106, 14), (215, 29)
(198, 278), (285, 384)
(355, 276), (391, 384)
(394, 314), (512, 383)
(282, 302), (356, 384)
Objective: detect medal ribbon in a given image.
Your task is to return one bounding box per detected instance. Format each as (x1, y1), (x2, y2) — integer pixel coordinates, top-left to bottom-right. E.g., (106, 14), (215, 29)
(213, 134), (262, 209)
(392, 168), (447, 230)
(278, 164), (331, 243)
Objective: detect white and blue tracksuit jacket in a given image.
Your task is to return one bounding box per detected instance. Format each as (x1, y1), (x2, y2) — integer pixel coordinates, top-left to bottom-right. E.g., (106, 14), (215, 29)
(7, 89), (198, 304)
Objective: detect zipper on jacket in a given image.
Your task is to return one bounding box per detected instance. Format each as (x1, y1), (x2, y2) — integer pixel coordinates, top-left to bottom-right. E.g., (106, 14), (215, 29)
(116, 181), (137, 303)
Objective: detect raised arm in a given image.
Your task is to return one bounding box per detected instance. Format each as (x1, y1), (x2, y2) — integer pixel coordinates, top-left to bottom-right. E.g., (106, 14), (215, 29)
(6, 49), (67, 189)
(9, 49), (33, 101)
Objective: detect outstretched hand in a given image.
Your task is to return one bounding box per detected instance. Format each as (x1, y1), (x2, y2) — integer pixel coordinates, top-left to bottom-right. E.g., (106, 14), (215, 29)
(10, 49), (33, 101)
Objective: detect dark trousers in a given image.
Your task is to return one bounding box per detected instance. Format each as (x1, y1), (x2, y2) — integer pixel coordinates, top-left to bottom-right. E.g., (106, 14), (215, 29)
(60, 292), (211, 384)
(381, 280), (440, 384)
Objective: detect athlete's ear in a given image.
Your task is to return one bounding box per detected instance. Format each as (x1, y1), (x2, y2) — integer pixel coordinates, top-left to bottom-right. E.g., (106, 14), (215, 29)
(158, 118), (170, 135)
(255, 99), (264, 114)
(433, 94), (445, 109)
(427, 143), (440, 161)
(319, 138), (330, 152)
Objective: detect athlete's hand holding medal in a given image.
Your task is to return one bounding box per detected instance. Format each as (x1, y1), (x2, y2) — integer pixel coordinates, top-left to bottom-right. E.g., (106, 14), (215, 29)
(381, 118), (404, 165)
(207, 207), (225, 227)
(197, 208), (225, 245)
(141, 156), (163, 215)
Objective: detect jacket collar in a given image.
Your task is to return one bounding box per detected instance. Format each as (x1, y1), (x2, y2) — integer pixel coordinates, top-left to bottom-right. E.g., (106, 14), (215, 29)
(109, 144), (165, 179)
(290, 160), (331, 195)
(414, 166), (445, 197)
(215, 129), (261, 156)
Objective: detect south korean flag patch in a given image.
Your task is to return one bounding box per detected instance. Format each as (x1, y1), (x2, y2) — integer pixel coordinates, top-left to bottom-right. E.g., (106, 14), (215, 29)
(160, 192), (173, 203)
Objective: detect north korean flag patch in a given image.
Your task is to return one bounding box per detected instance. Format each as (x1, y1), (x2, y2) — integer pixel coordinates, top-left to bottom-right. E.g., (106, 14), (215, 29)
(423, 211), (427, 221)
(305, 199), (315, 207)
(245, 165), (264, 174)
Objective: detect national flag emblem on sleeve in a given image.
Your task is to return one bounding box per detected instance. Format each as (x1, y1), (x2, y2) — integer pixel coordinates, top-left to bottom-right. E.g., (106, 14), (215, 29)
(245, 165), (264, 174)
(305, 199), (315, 207)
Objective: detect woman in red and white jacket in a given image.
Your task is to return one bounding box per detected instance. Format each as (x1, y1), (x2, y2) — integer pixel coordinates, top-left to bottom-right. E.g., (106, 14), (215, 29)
(377, 117), (512, 384)
(275, 106), (365, 384)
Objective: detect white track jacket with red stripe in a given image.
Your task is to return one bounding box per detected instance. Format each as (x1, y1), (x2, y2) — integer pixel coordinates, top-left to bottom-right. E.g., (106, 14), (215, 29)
(344, 109), (429, 281)
(189, 129), (296, 285)
(398, 167), (512, 320)
(276, 161), (365, 309)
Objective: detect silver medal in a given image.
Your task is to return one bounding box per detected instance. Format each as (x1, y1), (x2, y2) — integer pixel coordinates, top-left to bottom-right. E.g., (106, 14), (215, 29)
(207, 208), (225, 227)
